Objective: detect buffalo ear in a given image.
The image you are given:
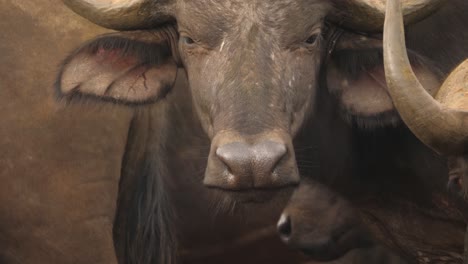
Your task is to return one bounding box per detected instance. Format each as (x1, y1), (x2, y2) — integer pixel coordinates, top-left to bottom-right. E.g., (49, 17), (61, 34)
(57, 30), (179, 105)
(327, 33), (441, 128)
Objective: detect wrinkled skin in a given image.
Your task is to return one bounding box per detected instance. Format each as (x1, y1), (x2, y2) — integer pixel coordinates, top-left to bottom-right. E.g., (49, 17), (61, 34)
(176, 1), (326, 138)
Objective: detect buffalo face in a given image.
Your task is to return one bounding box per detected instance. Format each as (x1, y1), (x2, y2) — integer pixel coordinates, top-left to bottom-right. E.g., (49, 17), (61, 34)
(277, 179), (373, 261)
(176, 1), (334, 193)
(57, 0), (336, 200)
(57, 0), (446, 201)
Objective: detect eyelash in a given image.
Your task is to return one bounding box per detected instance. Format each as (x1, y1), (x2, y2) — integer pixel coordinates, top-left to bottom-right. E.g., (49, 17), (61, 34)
(181, 36), (195, 45)
(305, 34), (319, 45)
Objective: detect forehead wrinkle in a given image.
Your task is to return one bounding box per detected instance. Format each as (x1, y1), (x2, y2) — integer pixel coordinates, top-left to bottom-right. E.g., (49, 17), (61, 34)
(177, 0), (330, 35)
(256, 1), (330, 25)
(177, 0), (242, 31)
(260, 2), (331, 41)
(176, 3), (234, 49)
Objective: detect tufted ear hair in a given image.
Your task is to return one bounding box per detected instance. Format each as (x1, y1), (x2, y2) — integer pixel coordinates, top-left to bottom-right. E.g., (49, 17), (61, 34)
(56, 26), (180, 105)
(326, 32), (442, 129)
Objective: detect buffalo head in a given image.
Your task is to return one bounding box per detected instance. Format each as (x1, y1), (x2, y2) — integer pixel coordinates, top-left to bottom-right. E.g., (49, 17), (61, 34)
(57, 0), (444, 200)
(277, 179), (373, 261)
(382, 0), (468, 197)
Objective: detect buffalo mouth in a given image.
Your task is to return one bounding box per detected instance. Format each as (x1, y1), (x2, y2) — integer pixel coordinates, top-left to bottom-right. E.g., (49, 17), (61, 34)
(207, 185), (296, 203)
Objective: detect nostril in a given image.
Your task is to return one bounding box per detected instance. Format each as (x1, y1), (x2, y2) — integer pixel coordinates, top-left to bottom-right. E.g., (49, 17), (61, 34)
(269, 143), (287, 166)
(254, 141), (288, 172)
(215, 147), (232, 171)
(215, 142), (251, 174)
(277, 214), (292, 241)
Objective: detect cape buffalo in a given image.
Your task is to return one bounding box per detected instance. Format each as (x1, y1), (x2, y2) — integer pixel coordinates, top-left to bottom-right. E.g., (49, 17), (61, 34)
(278, 0), (468, 263)
(383, 0), (468, 200)
(51, 0), (467, 263)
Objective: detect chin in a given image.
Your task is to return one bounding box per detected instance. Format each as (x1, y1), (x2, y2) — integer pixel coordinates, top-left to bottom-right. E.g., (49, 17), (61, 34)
(211, 186), (294, 202)
(208, 187), (294, 219)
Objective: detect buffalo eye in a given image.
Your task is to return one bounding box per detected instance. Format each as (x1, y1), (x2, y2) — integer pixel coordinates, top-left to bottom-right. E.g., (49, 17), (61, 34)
(181, 36), (195, 45)
(305, 34), (319, 45)
(182, 37), (195, 45)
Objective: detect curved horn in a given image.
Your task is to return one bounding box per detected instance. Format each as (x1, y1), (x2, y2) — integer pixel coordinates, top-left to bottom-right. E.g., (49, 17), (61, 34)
(62, 0), (174, 30)
(332, 0), (446, 32)
(383, 0), (468, 155)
